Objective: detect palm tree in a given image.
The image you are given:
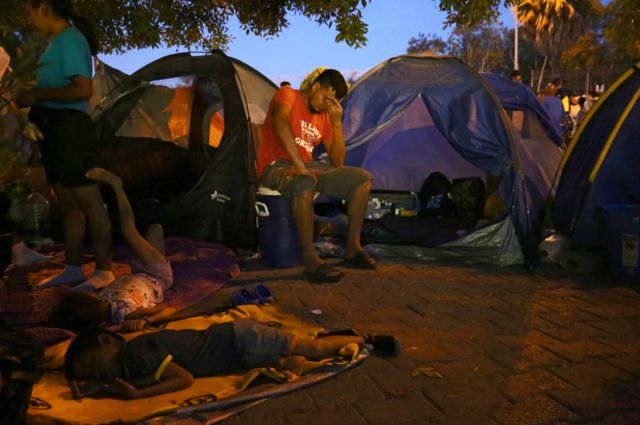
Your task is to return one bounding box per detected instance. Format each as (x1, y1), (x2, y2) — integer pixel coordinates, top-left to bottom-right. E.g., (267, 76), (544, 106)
(517, 0), (587, 91)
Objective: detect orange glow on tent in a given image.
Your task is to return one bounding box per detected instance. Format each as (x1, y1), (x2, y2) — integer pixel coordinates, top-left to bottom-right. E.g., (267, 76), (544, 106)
(166, 87), (224, 148)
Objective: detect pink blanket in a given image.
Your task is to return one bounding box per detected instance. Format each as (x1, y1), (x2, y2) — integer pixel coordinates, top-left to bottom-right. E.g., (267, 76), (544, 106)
(0, 237), (239, 327)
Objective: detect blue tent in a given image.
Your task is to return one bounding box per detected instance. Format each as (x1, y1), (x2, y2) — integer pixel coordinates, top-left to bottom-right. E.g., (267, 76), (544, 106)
(480, 72), (563, 146)
(553, 62), (640, 247)
(342, 55), (563, 266)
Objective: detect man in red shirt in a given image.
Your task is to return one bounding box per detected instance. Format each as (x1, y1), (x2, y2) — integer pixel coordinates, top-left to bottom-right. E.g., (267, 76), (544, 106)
(256, 69), (376, 283)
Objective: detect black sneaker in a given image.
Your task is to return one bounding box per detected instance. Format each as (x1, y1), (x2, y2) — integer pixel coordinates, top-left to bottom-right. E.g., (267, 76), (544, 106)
(366, 334), (401, 357)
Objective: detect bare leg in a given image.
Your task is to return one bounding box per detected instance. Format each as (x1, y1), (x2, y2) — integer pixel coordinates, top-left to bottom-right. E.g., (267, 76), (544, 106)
(291, 187), (323, 272)
(145, 224), (165, 256)
(34, 185), (86, 287)
(55, 185), (86, 267)
(85, 167), (164, 266)
(344, 180), (371, 259)
(293, 335), (365, 360)
(69, 184), (112, 271)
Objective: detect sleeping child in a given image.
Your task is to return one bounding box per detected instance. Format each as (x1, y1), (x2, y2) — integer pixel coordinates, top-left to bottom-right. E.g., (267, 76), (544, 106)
(65, 320), (402, 399)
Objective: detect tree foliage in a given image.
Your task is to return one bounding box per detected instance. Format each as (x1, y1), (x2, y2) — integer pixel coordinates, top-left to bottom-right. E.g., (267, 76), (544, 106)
(406, 24), (534, 75)
(604, 0), (640, 59)
(407, 33), (449, 55)
(437, 0), (515, 27)
(561, 31), (605, 70)
(0, 0), (371, 54)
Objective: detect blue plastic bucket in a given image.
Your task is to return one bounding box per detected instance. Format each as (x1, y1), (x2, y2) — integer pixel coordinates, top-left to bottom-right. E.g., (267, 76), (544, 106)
(255, 191), (302, 268)
(602, 204), (640, 282)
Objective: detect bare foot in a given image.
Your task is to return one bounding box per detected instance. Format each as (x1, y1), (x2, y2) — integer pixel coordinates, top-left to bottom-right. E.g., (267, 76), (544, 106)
(85, 167), (122, 188)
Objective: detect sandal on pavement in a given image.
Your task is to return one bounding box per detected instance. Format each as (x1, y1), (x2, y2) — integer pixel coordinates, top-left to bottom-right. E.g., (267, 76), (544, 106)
(230, 288), (260, 306)
(344, 251), (377, 270)
(255, 284), (274, 304)
(302, 263), (344, 283)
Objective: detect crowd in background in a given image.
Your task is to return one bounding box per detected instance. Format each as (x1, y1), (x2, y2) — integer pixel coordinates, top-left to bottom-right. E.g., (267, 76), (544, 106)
(510, 69), (605, 142)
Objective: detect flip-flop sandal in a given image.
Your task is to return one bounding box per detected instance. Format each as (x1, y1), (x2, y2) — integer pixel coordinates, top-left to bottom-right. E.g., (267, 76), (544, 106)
(230, 288), (260, 306)
(302, 263), (344, 283)
(344, 251), (377, 270)
(255, 284), (274, 304)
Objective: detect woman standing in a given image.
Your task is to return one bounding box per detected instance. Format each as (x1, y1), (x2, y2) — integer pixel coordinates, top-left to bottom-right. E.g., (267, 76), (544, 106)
(20, 0), (113, 289)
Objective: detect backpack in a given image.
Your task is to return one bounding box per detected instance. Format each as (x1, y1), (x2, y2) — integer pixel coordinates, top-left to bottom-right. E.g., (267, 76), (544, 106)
(450, 177), (486, 220)
(418, 172), (456, 218)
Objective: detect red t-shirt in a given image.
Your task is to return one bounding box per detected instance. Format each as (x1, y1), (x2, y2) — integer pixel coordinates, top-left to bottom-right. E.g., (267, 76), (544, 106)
(256, 86), (333, 177)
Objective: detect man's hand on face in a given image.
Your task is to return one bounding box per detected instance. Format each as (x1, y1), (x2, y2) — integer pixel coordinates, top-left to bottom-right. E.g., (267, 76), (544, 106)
(325, 96), (343, 125)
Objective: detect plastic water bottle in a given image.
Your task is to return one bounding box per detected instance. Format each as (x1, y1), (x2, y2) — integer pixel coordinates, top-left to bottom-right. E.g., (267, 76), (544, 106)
(22, 192), (50, 235)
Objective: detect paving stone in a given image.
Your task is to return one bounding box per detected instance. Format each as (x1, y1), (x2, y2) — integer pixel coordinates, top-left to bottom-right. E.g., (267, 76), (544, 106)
(216, 257), (640, 425)
(492, 368), (575, 402)
(549, 384), (640, 421)
(286, 403), (368, 425)
(605, 354), (640, 378)
(490, 394), (583, 425)
(429, 354), (509, 380)
(356, 390), (442, 425)
(422, 378), (510, 416)
(489, 344), (569, 372)
(542, 340), (623, 363)
(307, 371), (386, 408)
(548, 359), (634, 389)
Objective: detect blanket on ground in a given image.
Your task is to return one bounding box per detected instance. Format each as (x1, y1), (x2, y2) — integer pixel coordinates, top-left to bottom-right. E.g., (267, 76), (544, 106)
(0, 237), (240, 326)
(28, 305), (366, 424)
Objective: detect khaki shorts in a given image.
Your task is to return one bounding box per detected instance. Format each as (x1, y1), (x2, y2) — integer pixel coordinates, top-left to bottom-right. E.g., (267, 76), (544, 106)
(232, 319), (297, 369)
(260, 160), (372, 199)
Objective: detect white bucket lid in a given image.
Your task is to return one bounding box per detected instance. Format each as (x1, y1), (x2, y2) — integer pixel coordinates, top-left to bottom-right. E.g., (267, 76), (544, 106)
(257, 187), (283, 196)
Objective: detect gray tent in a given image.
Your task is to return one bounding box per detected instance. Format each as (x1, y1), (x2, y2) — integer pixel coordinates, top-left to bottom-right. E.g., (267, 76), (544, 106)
(90, 51), (276, 248)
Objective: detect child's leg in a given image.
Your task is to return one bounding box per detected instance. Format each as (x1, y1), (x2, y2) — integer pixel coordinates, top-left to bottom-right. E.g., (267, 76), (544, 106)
(292, 335), (365, 360)
(145, 224), (165, 256)
(85, 168), (164, 266)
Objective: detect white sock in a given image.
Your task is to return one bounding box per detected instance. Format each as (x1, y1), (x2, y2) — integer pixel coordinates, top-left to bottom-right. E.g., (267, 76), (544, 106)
(74, 269), (115, 291)
(11, 241), (53, 267)
(34, 265), (85, 288)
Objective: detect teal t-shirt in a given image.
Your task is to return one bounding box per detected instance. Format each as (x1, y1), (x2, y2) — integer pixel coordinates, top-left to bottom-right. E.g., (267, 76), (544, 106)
(35, 27), (92, 111)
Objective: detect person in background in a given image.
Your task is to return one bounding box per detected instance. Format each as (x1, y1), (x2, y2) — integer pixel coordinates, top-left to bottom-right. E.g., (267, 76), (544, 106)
(256, 68), (376, 283)
(510, 69), (523, 83)
(542, 83), (566, 137)
(19, 0), (113, 289)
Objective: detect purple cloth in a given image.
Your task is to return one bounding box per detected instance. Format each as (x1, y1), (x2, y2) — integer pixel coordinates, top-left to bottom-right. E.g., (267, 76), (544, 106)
(1, 237), (239, 326)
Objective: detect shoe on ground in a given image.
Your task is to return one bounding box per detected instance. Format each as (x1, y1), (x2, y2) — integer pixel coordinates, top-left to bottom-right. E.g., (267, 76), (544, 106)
(366, 334), (402, 357)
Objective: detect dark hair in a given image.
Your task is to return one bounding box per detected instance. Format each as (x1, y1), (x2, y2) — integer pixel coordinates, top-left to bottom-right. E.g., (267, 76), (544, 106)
(64, 328), (124, 380)
(551, 77), (563, 87)
(313, 69), (348, 100)
(49, 292), (110, 333)
(26, 0), (99, 54)
(280, 81), (291, 87)
(510, 69), (522, 79)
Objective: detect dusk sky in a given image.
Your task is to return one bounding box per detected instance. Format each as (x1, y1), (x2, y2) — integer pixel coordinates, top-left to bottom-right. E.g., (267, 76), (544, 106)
(100, 0), (515, 87)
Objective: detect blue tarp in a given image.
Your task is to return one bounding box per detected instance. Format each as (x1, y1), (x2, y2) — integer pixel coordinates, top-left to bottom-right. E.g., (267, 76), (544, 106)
(553, 64), (640, 247)
(342, 55), (564, 266)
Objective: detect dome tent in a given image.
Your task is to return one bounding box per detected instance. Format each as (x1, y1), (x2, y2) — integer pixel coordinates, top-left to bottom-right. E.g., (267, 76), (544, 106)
(91, 51), (277, 248)
(553, 62), (640, 248)
(342, 54), (563, 267)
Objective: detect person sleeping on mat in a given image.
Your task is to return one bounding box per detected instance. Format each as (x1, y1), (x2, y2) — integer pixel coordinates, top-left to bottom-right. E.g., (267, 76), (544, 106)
(65, 320), (402, 399)
(49, 167), (175, 333)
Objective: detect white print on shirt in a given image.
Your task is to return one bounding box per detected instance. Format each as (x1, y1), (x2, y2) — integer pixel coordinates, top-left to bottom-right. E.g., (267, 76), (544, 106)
(295, 120), (322, 153)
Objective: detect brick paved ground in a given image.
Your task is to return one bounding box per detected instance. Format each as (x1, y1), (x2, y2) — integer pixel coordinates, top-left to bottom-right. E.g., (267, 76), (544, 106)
(212, 256), (640, 425)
